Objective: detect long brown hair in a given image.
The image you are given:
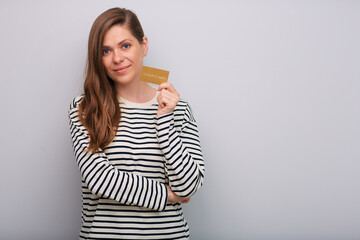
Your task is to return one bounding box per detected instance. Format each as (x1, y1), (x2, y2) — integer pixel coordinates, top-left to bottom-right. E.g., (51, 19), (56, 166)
(79, 8), (145, 153)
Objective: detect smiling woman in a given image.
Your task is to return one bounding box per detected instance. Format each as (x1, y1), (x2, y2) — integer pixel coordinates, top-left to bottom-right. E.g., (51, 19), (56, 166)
(68, 7), (205, 240)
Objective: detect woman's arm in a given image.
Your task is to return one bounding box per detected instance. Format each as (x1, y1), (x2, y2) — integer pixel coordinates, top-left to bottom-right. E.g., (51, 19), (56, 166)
(69, 96), (168, 211)
(156, 84), (205, 198)
(155, 106), (205, 198)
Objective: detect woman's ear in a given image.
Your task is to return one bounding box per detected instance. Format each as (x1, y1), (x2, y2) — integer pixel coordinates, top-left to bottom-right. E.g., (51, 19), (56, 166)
(142, 36), (148, 56)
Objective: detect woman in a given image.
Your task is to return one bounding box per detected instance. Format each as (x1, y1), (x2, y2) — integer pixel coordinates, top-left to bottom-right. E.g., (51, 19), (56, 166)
(68, 7), (205, 239)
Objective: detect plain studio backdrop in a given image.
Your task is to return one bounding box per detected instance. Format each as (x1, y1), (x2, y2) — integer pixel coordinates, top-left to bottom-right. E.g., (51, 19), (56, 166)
(0, 0), (359, 239)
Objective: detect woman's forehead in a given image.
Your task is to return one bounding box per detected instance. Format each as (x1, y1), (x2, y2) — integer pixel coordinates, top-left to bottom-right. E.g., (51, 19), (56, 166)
(103, 25), (134, 44)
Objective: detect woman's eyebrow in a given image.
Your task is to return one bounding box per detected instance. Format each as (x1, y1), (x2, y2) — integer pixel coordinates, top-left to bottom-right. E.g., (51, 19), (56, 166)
(102, 39), (133, 48)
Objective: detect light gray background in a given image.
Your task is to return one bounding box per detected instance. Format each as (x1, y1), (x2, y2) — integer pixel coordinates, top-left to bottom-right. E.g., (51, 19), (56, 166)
(0, 0), (359, 239)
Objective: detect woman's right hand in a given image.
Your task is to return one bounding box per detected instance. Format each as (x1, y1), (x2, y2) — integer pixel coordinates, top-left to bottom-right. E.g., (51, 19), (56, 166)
(167, 185), (191, 203)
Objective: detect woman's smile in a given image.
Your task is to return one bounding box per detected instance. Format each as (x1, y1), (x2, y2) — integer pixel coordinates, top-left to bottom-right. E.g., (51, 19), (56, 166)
(113, 65), (131, 74)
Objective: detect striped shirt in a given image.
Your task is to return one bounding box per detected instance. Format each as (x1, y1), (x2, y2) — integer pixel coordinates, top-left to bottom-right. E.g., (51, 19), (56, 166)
(68, 93), (205, 239)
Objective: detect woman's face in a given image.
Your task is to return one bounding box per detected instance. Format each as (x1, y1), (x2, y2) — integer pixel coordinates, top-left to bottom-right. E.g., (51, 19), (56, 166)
(102, 24), (148, 86)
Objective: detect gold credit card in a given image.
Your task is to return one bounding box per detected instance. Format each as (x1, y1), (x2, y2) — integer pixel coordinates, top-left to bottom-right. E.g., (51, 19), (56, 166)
(140, 66), (169, 85)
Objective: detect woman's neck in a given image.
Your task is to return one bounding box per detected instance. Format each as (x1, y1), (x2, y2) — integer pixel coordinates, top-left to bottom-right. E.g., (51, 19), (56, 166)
(116, 80), (156, 103)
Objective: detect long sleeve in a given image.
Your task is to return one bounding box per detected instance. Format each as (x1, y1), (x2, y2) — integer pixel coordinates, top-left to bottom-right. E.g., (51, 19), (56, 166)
(155, 102), (205, 198)
(69, 96), (168, 211)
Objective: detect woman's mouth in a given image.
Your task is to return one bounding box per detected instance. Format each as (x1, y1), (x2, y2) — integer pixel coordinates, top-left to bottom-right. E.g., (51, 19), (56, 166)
(113, 65), (130, 74)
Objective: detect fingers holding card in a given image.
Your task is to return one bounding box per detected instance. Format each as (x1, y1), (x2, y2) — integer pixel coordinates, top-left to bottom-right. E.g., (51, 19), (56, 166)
(140, 66), (180, 117)
(156, 83), (180, 117)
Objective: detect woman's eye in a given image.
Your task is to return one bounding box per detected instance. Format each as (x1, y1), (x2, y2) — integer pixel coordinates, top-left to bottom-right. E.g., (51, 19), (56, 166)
(123, 44), (130, 49)
(103, 49), (110, 54)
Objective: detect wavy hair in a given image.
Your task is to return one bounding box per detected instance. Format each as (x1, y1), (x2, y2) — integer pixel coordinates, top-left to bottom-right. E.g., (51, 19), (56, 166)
(79, 8), (145, 152)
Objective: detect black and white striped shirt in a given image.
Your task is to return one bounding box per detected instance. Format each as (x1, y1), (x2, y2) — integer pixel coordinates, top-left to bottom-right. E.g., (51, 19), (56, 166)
(69, 93), (205, 239)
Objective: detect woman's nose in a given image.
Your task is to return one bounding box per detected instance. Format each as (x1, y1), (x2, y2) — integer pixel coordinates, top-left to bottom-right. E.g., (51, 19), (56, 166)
(113, 49), (125, 63)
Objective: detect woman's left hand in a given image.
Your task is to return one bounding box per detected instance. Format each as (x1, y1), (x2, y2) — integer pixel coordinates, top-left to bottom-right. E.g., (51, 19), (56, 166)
(157, 83), (180, 117)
